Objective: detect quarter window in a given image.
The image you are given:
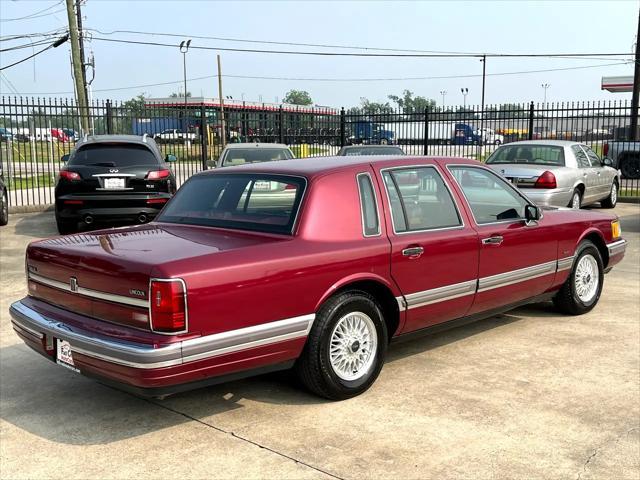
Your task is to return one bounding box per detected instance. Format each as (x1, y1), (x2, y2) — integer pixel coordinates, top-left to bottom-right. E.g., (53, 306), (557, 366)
(583, 146), (602, 167)
(449, 166), (529, 224)
(382, 167), (461, 233)
(572, 145), (591, 168)
(357, 173), (380, 236)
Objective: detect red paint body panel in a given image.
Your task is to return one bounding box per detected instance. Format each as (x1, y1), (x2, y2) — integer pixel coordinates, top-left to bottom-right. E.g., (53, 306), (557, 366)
(16, 156), (625, 394)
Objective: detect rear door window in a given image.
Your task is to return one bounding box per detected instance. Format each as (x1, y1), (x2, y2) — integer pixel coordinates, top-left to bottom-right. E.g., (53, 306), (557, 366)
(69, 144), (159, 167)
(572, 145), (591, 168)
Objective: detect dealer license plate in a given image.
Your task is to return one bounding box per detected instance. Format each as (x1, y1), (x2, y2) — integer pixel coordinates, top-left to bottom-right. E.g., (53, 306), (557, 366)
(253, 181), (272, 191)
(56, 339), (79, 372)
(104, 178), (125, 189)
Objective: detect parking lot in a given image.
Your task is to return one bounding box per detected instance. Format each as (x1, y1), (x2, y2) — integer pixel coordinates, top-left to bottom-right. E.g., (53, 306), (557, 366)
(0, 205), (638, 479)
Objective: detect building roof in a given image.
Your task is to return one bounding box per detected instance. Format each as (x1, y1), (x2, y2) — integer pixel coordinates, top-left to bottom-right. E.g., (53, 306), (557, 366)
(601, 76), (633, 93)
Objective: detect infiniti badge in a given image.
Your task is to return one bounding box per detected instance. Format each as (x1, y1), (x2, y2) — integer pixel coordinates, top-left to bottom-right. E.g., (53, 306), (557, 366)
(109, 168), (119, 173)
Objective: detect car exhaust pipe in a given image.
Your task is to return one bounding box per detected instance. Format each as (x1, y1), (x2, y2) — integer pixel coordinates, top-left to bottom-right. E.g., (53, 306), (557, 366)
(138, 214), (147, 224)
(84, 215), (94, 225)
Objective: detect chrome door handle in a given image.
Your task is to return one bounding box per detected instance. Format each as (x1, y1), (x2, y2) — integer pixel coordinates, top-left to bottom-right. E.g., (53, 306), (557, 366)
(402, 246), (424, 257)
(482, 235), (504, 245)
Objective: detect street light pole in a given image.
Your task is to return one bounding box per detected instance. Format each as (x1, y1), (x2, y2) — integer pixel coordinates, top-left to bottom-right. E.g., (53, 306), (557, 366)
(461, 88), (468, 110)
(541, 83), (551, 104)
(440, 90), (447, 109)
(179, 39), (191, 133)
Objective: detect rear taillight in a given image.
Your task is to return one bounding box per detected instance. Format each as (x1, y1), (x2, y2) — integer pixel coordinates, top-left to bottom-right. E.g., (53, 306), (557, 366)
(603, 144), (609, 157)
(149, 279), (187, 333)
(59, 170), (81, 181)
(534, 171), (557, 189)
(146, 198), (168, 205)
(147, 169), (171, 180)
(63, 200), (83, 205)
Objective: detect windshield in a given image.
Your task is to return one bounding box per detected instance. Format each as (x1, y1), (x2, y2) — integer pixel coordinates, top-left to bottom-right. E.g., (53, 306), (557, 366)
(486, 145), (565, 166)
(341, 146), (405, 156)
(69, 144), (159, 167)
(157, 173), (305, 235)
(221, 148), (293, 167)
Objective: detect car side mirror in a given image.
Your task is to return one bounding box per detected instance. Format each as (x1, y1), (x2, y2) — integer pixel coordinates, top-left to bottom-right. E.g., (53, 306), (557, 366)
(61, 154), (69, 162)
(165, 154), (177, 163)
(603, 157), (612, 167)
(525, 204), (541, 223)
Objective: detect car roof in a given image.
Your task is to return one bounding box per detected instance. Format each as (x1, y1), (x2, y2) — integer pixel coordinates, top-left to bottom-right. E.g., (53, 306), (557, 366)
(497, 139), (579, 147)
(222, 143), (292, 150)
(206, 155), (479, 179)
(74, 134), (161, 154)
(340, 145), (403, 149)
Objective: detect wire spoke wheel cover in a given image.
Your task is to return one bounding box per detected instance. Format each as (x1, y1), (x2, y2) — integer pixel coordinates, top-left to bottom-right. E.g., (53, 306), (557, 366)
(329, 311), (378, 381)
(574, 254), (599, 303)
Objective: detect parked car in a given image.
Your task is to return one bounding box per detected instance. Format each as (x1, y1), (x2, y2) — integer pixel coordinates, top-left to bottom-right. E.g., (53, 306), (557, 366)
(475, 127), (504, 145)
(485, 140), (619, 209)
(54, 134), (177, 234)
(10, 156), (626, 400)
(336, 145), (405, 156)
(0, 162), (7, 226)
(215, 143), (294, 168)
(603, 140), (640, 179)
(62, 128), (79, 142)
(50, 128), (69, 143)
(0, 128), (13, 142)
(153, 129), (197, 144)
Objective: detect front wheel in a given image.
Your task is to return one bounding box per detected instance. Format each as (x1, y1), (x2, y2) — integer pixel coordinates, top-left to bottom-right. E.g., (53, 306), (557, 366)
(553, 241), (604, 315)
(0, 190), (8, 226)
(295, 290), (387, 400)
(569, 189), (582, 209)
(601, 181), (618, 209)
(379, 138), (389, 145)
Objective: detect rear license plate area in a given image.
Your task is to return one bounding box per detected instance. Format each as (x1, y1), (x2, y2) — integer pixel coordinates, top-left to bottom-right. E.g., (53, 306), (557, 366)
(56, 339), (80, 373)
(104, 178), (125, 189)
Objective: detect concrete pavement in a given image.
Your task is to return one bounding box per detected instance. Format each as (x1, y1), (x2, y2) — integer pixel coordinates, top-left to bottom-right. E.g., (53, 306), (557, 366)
(0, 205), (638, 479)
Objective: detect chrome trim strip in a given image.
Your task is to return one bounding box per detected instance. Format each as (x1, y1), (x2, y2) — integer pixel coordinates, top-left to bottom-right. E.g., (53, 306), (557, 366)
(356, 172), (382, 238)
(10, 301), (315, 370)
(92, 173), (137, 177)
(12, 321), (44, 340)
(28, 272), (149, 308)
(95, 188), (134, 191)
(607, 239), (627, 256)
(396, 296), (407, 312)
(478, 260), (557, 293)
(557, 256), (575, 272)
(405, 279), (477, 309)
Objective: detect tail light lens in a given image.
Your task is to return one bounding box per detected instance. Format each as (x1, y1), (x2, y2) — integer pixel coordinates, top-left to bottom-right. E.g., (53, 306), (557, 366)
(147, 169), (171, 180)
(149, 279), (187, 333)
(146, 198), (168, 205)
(59, 170), (81, 181)
(603, 144), (609, 157)
(534, 171), (557, 189)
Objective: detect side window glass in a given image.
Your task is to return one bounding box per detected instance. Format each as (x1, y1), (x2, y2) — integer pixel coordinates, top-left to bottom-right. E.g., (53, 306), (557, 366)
(449, 166), (528, 224)
(572, 145), (591, 168)
(357, 174), (380, 236)
(383, 167), (461, 233)
(584, 147), (602, 167)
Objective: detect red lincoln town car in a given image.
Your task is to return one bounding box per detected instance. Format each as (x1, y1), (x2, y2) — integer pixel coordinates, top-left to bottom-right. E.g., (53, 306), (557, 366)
(10, 156), (626, 400)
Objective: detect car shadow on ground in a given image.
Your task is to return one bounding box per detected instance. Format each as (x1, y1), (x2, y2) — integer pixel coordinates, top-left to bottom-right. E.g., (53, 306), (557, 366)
(0, 302), (553, 446)
(12, 211), (58, 238)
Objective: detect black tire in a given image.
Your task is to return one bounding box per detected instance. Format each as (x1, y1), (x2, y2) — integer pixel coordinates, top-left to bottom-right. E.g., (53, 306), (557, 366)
(620, 155), (640, 179)
(568, 189), (582, 209)
(295, 290), (388, 400)
(56, 216), (76, 235)
(601, 180), (618, 209)
(553, 241), (604, 315)
(0, 190), (8, 226)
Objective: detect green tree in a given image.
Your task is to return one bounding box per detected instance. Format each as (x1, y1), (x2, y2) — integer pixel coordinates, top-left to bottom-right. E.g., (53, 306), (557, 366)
(388, 90), (437, 112)
(283, 90), (313, 105)
(169, 91), (192, 98)
(347, 97), (393, 115)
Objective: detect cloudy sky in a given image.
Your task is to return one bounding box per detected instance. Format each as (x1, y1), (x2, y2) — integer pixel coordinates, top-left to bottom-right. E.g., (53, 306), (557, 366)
(0, 0), (637, 107)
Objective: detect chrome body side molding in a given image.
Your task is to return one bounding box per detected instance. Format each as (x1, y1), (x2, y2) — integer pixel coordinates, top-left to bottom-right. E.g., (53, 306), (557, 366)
(607, 239), (626, 256)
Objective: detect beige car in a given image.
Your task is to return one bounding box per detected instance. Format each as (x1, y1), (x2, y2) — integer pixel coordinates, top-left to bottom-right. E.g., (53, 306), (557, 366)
(215, 143), (294, 168)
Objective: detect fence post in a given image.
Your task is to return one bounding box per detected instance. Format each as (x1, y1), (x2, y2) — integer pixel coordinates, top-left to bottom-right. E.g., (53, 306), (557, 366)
(200, 105), (208, 170)
(423, 107), (429, 156)
(278, 105), (284, 144)
(528, 101), (535, 140)
(106, 100), (113, 134)
(339, 107), (346, 147)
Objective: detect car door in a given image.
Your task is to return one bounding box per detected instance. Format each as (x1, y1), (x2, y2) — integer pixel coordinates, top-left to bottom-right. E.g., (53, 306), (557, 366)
(583, 145), (611, 198)
(572, 145), (598, 203)
(446, 165), (558, 315)
(377, 164), (479, 333)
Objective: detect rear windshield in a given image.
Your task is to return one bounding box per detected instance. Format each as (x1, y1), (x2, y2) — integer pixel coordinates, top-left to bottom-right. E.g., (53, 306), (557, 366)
(157, 173), (305, 235)
(341, 146), (405, 156)
(486, 145), (565, 166)
(69, 144), (159, 167)
(221, 148), (293, 167)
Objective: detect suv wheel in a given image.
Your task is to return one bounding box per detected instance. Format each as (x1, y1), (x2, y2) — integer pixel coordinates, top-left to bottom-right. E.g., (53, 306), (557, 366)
(55, 215), (76, 235)
(0, 190), (8, 226)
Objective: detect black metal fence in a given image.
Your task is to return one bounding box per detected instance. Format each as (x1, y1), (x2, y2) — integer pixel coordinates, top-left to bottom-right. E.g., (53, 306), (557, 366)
(0, 96), (637, 208)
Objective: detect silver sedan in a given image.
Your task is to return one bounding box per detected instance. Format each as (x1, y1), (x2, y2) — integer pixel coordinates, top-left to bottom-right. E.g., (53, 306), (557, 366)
(485, 140), (619, 209)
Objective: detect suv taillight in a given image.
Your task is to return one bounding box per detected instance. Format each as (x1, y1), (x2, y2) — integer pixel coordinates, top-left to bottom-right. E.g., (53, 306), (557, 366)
(59, 170), (81, 181)
(534, 171), (557, 189)
(149, 279), (187, 333)
(603, 144), (609, 157)
(147, 169), (171, 180)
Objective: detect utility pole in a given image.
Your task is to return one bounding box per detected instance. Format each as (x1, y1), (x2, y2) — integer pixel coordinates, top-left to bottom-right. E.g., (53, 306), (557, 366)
(217, 54), (227, 148)
(541, 83), (551, 105)
(65, 0), (89, 133)
(630, 7), (640, 141)
(75, 0), (89, 104)
(479, 55), (487, 157)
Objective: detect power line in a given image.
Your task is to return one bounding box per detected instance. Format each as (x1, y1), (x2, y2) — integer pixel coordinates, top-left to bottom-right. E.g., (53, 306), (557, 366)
(1, 2), (66, 22)
(0, 28), (68, 42)
(12, 61), (631, 95)
(0, 38), (59, 53)
(90, 36), (634, 59)
(0, 35), (69, 71)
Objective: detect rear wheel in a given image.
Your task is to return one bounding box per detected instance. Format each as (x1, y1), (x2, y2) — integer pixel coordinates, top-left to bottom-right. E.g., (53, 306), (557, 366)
(295, 290), (387, 400)
(620, 155), (640, 179)
(379, 138), (389, 145)
(553, 241), (604, 315)
(0, 190), (8, 226)
(569, 189), (582, 209)
(601, 180), (618, 209)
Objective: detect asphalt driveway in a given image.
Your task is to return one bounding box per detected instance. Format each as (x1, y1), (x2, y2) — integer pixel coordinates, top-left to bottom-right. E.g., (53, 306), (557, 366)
(1, 205), (638, 479)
